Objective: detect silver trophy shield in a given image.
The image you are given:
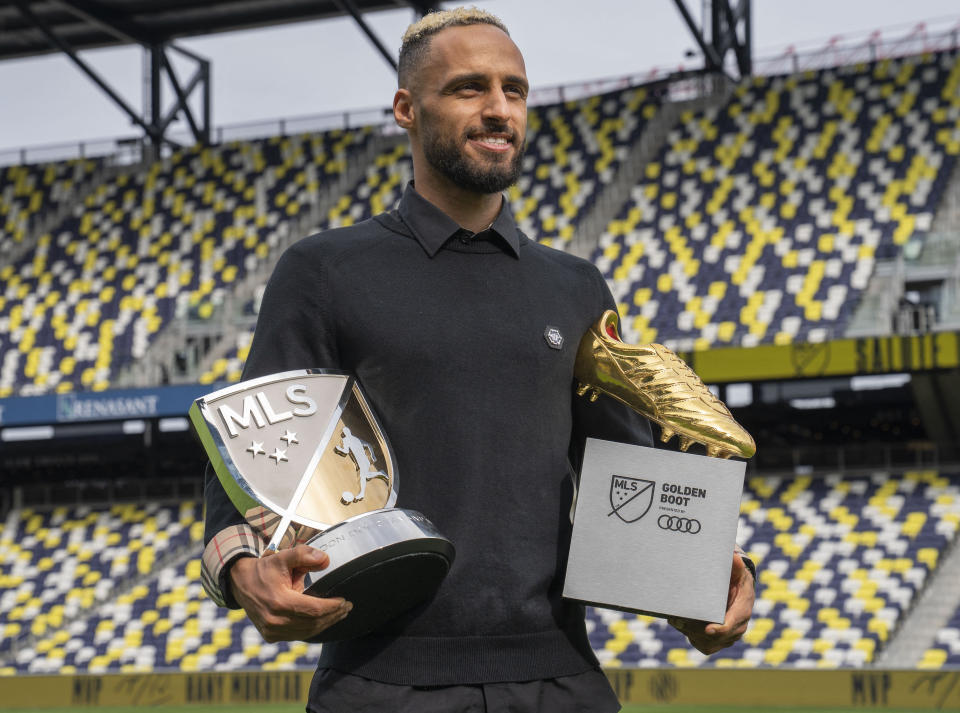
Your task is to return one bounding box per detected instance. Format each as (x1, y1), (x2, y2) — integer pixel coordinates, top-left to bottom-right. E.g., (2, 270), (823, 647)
(189, 369), (455, 642)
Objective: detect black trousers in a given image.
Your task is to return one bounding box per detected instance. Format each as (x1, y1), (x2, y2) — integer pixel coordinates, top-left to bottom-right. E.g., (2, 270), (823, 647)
(306, 668), (622, 713)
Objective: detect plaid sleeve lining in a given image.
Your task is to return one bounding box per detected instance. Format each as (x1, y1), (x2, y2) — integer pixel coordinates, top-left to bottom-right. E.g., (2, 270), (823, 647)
(201, 524), (264, 608)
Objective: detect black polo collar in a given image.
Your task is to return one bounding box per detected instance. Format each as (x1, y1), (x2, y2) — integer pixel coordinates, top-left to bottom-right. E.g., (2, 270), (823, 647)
(397, 182), (521, 259)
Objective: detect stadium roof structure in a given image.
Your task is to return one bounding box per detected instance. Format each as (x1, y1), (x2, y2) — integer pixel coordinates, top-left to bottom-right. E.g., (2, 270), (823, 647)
(0, 0), (750, 152)
(0, 0), (441, 149)
(0, 0), (440, 61)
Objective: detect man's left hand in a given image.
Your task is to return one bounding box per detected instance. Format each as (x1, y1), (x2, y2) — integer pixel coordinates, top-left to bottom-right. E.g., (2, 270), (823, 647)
(667, 552), (755, 655)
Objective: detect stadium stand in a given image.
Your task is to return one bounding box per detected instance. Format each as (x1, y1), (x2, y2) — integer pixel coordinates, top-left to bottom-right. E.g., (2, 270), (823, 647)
(0, 500), (321, 674)
(3, 28), (960, 683)
(3, 469), (956, 673)
(196, 86), (660, 385)
(0, 158), (101, 250)
(319, 87), (661, 246)
(925, 605), (960, 668)
(0, 502), (202, 673)
(594, 50), (960, 350)
(511, 86), (659, 249)
(9, 547), (323, 674)
(323, 141), (412, 230)
(322, 86), (659, 247)
(198, 330), (253, 385)
(0, 128), (373, 398)
(589, 470), (960, 669)
(4, 85), (657, 397)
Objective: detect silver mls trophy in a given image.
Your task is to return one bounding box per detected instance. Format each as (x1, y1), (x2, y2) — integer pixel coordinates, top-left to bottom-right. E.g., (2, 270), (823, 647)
(189, 369), (455, 642)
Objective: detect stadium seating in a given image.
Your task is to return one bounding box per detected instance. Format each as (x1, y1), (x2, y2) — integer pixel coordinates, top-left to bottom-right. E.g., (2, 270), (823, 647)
(0, 129), (373, 398)
(4, 469), (956, 674)
(918, 482), (960, 669)
(0, 500), (321, 675)
(5, 50), (960, 392)
(589, 470), (960, 669)
(5, 47), (960, 677)
(195, 87), (660, 387)
(7, 547), (323, 675)
(0, 158), (101, 249)
(198, 331), (253, 385)
(595, 50), (960, 349)
(0, 502), (202, 672)
(510, 87), (659, 249)
(323, 85), (660, 247)
(323, 141), (412, 229)
(3, 85), (656, 397)
(923, 605), (960, 668)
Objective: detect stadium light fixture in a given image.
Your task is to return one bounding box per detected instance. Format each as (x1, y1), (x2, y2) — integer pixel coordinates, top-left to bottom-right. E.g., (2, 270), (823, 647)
(1, 425), (55, 442)
(726, 383), (753, 408)
(122, 419), (147, 435)
(850, 373), (912, 391)
(789, 397), (837, 410)
(158, 417), (190, 433)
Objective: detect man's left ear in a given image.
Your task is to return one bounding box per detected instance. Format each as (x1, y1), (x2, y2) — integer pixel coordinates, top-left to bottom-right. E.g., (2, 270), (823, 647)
(393, 89), (415, 130)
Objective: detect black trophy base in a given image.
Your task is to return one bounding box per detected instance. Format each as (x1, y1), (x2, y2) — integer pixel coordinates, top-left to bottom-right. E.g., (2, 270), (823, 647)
(301, 508), (454, 642)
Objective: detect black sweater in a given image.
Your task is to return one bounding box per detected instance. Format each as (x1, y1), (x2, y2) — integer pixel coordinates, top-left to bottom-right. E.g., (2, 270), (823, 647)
(203, 185), (652, 685)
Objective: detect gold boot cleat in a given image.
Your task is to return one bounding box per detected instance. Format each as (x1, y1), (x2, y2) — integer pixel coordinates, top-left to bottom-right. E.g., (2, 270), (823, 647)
(575, 310), (756, 460)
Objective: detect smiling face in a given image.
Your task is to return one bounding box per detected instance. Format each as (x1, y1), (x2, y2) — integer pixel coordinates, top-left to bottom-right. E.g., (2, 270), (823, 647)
(395, 23), (529, 196)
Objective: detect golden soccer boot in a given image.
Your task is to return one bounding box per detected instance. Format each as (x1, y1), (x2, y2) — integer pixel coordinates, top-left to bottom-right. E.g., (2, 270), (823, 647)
(574, 310), (756, 459)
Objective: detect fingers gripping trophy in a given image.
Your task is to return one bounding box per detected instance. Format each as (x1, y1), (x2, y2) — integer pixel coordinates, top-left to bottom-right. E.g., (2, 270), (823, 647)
(190, 370), (455, 642)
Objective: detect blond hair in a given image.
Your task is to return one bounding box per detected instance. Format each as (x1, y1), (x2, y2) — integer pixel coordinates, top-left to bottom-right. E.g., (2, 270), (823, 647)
(398, 7), (509, 88)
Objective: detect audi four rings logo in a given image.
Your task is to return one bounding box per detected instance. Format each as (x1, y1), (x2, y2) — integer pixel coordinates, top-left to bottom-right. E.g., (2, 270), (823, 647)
(657, 514), (701, 534)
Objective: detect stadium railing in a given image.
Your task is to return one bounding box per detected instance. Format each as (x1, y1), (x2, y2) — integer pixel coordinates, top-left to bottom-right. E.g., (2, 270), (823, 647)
(6, 21), (958, 169)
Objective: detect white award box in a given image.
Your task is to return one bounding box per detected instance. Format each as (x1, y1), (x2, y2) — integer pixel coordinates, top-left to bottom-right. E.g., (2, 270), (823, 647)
(563, 438), (746, 623)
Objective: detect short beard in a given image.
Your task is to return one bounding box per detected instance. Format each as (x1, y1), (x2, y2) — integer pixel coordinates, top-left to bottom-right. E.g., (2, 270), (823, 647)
(422, 122), (526, 195)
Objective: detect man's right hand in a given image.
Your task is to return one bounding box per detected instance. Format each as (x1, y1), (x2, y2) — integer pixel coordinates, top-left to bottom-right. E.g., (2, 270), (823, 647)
(229, 544), (353, 642)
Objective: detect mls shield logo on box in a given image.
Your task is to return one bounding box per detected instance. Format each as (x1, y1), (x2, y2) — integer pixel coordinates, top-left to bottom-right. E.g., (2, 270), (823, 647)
(608, 475), (655, 523)
(564, 439), (747, 624)
(189, 370), (398, 542)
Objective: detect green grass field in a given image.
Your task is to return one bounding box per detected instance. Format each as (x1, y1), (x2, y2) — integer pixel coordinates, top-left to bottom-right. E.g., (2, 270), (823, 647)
(0, 706), (933, 713)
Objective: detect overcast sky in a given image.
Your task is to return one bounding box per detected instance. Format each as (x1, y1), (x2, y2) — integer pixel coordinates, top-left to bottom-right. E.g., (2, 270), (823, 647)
(1, 0), (959, 153)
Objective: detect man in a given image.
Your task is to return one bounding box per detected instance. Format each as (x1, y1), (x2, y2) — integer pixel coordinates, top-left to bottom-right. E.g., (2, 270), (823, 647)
(202, 8), (755, 712)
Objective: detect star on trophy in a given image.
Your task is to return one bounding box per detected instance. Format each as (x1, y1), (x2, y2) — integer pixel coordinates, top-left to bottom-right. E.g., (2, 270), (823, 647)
(190, 369), (455, 642)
